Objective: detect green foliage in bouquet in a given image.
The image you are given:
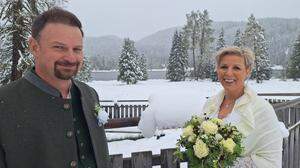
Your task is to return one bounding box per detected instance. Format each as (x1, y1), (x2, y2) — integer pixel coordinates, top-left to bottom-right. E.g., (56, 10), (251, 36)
(174, 116), (244, 168)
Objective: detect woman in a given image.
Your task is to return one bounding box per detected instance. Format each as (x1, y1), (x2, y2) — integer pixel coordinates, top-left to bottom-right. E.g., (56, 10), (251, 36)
(201, 47), (285, 168)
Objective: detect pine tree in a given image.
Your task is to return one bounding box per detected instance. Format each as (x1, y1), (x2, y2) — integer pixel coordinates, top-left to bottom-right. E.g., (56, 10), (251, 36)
(287, 34), (300, 80)
(75, 57), (92, 82)
(118, 38), (141, 84)
(233, 29), (243, 47)
(0, 0), (66, 85)
(216, 27), (226, 51)
(138, 54), (148, 81)
(243, 14), (271, 83)
(166, 30), (189, 81)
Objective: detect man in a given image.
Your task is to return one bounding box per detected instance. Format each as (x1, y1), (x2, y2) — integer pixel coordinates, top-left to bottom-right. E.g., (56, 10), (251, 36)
(0, 8), (109, 168)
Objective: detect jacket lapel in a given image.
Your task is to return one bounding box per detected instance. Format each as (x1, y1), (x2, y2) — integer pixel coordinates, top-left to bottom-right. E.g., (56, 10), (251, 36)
(74, 81), (107, 168)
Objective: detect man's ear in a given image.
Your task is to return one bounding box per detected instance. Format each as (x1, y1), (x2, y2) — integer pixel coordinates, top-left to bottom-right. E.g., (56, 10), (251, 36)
(28, 37), (39, 57)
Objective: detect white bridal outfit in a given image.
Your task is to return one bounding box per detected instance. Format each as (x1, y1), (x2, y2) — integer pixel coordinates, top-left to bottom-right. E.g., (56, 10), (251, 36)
(203, 85), (289, 168)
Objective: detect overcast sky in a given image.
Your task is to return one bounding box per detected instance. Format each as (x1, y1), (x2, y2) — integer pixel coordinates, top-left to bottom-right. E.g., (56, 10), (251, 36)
(67, 0), (300, 40)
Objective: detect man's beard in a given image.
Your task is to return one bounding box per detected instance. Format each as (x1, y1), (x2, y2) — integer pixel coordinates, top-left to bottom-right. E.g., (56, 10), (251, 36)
(54, 60), (80, 80)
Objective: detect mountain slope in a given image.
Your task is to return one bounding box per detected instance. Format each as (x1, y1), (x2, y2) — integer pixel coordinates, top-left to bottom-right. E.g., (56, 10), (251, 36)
(84, 18), (300, 69)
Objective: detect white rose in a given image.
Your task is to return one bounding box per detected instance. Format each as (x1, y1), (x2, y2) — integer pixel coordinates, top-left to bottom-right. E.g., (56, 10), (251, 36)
(182, 125), (194, 138)
(193, 138), (209, 159)
(201, 120), (218, 135)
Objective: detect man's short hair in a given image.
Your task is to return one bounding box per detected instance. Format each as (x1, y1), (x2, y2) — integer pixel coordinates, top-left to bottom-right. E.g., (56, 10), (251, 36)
(31, 7), (84, 40)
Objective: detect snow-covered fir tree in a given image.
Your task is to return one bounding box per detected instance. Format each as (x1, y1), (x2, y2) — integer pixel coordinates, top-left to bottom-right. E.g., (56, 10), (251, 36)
(216, 27), (226, 51)
(287, 34), (300, 80)
(138, 54), (148, 81)
(252, 32), (271, 83)
(0, 0), (29, 85)
(243, 14), (271, 83)
(0, 0), (66, 85)
(166, 30), (189, 81)
(118, 38), (142, 84)
(75, 57), (92, 82)
(233, 29), (243, 47)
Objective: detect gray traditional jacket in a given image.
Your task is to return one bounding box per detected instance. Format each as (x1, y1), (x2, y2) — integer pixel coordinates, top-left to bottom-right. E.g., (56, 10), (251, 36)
(0, 72), (109, 168)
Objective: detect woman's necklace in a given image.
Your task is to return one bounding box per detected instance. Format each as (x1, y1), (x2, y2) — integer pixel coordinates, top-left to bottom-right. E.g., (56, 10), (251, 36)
(223, 96), (235, 109)
(219, 99), (235, 119)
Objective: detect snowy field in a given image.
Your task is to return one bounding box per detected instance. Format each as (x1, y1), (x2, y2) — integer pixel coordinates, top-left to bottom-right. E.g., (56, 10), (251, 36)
(88, 79), (300, 101)
(87, 79), (300, 159)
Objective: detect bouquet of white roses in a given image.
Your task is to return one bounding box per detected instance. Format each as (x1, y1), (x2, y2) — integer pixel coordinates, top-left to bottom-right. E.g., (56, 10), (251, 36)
(175, 115), (244, 168)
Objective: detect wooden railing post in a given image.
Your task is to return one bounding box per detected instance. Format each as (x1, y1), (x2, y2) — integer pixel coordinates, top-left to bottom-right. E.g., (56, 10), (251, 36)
(282, 138), (289, 168)
(289, 128), (295, 168)
(110, 154), (123, 168)
(293, 106), (300, 168)
(161, 148), (180, 168)
(114, 103), (120, 118)
(131, 151), (152, 168)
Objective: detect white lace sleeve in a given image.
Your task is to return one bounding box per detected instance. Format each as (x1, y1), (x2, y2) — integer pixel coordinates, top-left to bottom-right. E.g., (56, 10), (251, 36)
(231, 156), (256, 168)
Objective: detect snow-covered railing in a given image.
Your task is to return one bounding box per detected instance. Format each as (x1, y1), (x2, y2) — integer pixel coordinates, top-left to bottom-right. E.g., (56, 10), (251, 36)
(258, 93), (300, 104)
(101, 94), (297, 120)
(102, 94), (299, 129)
(100, 100), (148, 119)
(258, 93), (300, 96)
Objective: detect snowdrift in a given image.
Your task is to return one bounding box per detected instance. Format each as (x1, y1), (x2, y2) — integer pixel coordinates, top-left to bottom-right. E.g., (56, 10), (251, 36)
(138, 90), (207, 137)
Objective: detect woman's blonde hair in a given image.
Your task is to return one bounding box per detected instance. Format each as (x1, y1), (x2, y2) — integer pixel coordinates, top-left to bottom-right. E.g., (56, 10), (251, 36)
(215, 46), (255, 71)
